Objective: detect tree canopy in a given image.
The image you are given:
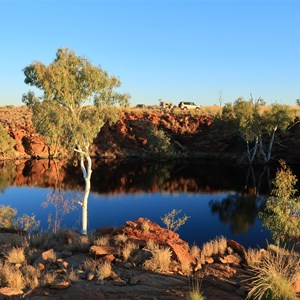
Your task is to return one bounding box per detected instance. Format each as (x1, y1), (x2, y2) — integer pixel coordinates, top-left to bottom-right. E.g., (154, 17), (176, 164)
(22, 48), (129, 155)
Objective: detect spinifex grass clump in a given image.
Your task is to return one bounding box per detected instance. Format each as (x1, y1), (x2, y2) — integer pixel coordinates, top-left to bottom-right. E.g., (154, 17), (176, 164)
(144, 246), (172, 272)
(201, 236), (227, 257)
(185, 277), (206, 300)
(122, 242), (139, 260)
(246, 247), (300, 300)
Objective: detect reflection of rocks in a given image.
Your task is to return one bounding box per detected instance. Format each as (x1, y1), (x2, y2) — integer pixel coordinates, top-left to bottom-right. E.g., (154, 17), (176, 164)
(0, 158), (264, 195)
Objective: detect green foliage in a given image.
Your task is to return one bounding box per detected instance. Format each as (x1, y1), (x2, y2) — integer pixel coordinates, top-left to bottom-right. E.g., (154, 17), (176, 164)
(296, 99), (300, 106)
(260, 160), (300, 245)
(0, 124), (16, 155)
(160, 209), (190, 232)
(146, 127), (174, 157)
(0, 205), (17, 229)
(0, 205), (41, 233)
(16, 214), (41, 233)
(185, 290), (206, 300)
(186, 277), (206, 300)
(22, 48), (129, 155)
(219, 98), (293, 164)
(263, 104), (294, 133)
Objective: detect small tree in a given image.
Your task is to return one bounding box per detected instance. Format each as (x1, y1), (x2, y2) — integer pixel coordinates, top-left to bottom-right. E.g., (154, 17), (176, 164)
(160, 209), (190, 232)
(23, 48), (129, 234)
(260, 160), (300, 245)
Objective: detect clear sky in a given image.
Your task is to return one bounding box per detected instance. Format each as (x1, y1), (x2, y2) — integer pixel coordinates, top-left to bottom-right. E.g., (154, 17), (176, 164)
(0, 0), (299, 107)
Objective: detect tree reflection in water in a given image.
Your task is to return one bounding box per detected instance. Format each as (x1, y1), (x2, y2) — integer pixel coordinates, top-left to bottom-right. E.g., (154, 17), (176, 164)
(209, 165), (270, 234)
(0, 161), (16, 193)
(209, 193), (265, 234)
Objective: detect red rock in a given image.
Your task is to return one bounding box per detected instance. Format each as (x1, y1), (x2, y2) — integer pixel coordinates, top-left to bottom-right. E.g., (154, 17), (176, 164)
(0, 287), (24, 296)
(219, 254), (242, 265)
(42, 249), (56, 261)
(50, 280), (71, 289)
(227, 240), (246, 259)
(90, 245), (117, 256)
(114, 218), (196, 267)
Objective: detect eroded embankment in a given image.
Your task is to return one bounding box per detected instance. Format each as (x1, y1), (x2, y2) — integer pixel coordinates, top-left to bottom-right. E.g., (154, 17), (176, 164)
(1, 106), (300, 164)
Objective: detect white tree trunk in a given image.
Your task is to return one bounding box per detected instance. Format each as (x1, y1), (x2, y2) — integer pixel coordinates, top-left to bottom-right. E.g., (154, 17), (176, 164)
(259, 135), (267, 163)
(250, 136), (259, 164)
(80, 154), (92, 235)
(266, 128), (277, 162)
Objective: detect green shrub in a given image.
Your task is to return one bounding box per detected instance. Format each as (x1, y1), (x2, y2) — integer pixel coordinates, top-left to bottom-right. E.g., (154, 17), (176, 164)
(0, 205), (17, 229)
(260, 160), (300, 245)
(146, 127), (174, 157)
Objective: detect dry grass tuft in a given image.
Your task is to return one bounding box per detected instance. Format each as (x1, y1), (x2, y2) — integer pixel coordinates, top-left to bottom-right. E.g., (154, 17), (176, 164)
(66, 235), (91, 253)
(215, 236), (227, 255)
(122, 242), (139, 260)
(246, 247), (300, 300)
(145, 239), (159, 252)
(82, 258), (98, 273)
(202, 241), (213, 258)
(22, 265), (40, 289)
(0, 262), (25, 289)
(181, 261), (191, 276)
(5, 247), (26, 264)
(140, 221), (150, 232)
(202, 236), (227, 257)
(67, 268), (78, 282)
(113, 233), (128, 244)
(96, 261), (112, 280)
(186, 277), (206, 300)
(42, 272), (57, 286)
(245, 248), (266, 267)
(190, 245), (201, 261)
(94, 235), (110, 246)
(144, 246), (172, 272)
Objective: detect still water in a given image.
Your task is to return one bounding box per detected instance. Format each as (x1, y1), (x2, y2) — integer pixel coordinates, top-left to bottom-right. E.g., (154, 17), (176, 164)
(1, 158), (292, 248)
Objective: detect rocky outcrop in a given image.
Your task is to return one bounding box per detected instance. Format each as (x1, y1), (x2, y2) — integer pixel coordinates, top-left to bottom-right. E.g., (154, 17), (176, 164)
(113, 218), (196, 266)
(1, 219), (299, 300)
(1, 106), (300, 164)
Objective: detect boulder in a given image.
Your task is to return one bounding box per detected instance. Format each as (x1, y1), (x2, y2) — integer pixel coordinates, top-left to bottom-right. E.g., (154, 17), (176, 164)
(90, 245), (117, 256)
(114, 218), (196, 266)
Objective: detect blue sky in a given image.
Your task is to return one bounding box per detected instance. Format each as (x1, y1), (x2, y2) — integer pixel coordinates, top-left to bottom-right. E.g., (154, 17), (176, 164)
(0, 0), (299, 106)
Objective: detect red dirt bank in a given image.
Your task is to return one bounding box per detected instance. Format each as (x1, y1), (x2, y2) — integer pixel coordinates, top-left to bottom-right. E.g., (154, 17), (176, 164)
(1, 107), (299, 164)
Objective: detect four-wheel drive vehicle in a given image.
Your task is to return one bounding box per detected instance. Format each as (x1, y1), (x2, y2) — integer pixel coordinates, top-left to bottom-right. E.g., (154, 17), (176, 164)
(178, 101), (201, 110)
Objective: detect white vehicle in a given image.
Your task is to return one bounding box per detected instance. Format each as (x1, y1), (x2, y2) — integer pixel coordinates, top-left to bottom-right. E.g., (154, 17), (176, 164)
(178, 101), (201, 110)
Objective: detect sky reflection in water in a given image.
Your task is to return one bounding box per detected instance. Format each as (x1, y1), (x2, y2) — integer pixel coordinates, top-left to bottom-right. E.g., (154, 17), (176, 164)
(1, 185), (270, 248)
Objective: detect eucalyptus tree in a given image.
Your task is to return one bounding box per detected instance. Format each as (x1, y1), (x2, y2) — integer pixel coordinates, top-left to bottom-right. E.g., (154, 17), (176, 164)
(22, 48), (129, 234)
(260, 104), (294, 163)
(232, 98), (261, 164)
